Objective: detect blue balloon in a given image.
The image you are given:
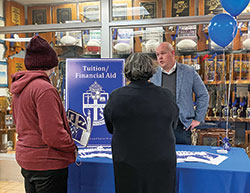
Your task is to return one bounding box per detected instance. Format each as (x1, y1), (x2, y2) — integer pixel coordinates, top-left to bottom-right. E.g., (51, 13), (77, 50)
(208, 13), (238, 48)
(220, 0), (250, 17)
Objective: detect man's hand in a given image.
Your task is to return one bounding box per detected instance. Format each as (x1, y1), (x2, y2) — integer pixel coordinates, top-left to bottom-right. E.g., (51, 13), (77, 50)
(185, 120), (200, 131)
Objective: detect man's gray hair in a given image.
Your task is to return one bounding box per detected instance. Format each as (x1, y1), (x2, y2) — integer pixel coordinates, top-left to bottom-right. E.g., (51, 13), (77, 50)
(124, 53), (156, 81)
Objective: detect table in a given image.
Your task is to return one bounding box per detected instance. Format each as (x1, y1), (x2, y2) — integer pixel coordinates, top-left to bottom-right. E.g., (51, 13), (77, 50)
(176, 145), (250, 193)
(68, 145), (250, 193)
(68, 157), (114, 193)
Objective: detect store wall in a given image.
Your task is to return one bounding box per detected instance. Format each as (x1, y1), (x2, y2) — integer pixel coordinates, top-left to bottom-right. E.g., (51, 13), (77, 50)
(0, 0), (3, 16)
(0, 0), (7, 97)
(0, 0), (5, 62)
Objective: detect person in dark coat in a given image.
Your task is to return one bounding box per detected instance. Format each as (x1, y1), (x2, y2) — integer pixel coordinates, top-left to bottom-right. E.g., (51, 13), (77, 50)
(104, 53), (179, 193)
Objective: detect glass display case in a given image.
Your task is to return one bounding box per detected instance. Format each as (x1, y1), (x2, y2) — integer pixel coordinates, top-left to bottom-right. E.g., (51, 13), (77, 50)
(2, 0), (250, 149)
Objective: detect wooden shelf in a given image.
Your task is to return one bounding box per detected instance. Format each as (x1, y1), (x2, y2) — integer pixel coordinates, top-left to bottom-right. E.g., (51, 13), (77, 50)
(204, 80), (250, 85)
(241, 27), (248, 32)
(203, 26), (248, 33)
(113, 53), (157, 60)
(234, 80), (250, 84)
(205, 117), (250, 122)
(0, 128), (16, 131)
(55, 45), (84, 58)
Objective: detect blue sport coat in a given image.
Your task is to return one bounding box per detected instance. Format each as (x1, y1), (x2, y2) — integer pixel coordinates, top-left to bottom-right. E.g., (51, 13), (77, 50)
(151, 63), (209, 128)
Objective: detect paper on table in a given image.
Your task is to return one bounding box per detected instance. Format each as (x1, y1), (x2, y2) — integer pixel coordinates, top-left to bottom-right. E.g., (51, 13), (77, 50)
(77, 148), (228, 165)
(177, 151), (228, 165)
(78, 146), (112, 159)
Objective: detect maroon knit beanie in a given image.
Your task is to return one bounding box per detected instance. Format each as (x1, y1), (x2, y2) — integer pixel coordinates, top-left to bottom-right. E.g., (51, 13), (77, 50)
(25, 36), (58, 70)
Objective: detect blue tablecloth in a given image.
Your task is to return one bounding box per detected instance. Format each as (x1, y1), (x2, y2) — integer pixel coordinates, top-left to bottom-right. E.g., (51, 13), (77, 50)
(68, 157), (114, 193)
(175, 145), (250, 193)
(68, 145), (250, 193)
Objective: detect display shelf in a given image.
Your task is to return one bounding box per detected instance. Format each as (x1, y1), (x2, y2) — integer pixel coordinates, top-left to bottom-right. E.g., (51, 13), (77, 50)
(55, 45), (102, 59)
(79, 54), (100, 58)
(241, 27), (248, 32)
(0, 127), (15, 131)
(234, 80), (250, 84)
(55, 45), (84, 58)
(204, 26), (248, 33)
(113, 52), (157, 59)
(113, 53), (129, 59)
(176, 50), (201, 56)
(204, 81), (221, 85)
(114, 47), (250, 60)
(0, 127), (16, 153)
(176, 49), (250, 57)
(205, 117), (250, 122)
(204, 80), (250, 85)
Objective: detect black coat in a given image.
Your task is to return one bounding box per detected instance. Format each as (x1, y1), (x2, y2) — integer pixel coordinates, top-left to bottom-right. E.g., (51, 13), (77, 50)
(104, 80), (179, 193)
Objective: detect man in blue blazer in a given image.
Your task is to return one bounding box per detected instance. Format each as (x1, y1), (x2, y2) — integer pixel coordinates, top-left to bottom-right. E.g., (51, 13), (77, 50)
(151, 42), (209, 144)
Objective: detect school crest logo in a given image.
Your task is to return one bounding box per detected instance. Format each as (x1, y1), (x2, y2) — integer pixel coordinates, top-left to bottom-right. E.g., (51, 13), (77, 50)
(82, 81), (109, 126)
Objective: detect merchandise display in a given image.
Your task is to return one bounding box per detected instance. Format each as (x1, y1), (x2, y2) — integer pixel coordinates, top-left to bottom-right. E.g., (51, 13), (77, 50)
(243, 38), (250, 49)
(1, 1), (250, 193)
(176, 39), (197, 51)
(113, 42), (131, 53)
(210, 40), (232, 50)
(86, 39), (101, 53)
(1, 0), (250, 152)
(60, 35), (78, 46)
(144, 39), (160, 53)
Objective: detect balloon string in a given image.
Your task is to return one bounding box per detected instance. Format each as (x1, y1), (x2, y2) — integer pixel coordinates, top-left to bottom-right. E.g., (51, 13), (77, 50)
(223, 49), (228, 138)
(225, 50), (233, 139)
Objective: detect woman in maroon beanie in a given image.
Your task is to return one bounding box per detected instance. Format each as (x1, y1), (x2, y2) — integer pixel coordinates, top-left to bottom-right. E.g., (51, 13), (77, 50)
(10, 35), (77, 193)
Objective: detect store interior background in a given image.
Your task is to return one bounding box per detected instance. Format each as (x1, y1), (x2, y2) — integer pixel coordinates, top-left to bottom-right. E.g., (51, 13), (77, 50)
(0, 0), (250, 182)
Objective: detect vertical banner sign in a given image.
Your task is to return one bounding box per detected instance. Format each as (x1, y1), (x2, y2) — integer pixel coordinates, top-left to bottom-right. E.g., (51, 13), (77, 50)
(66, 59), (125, 147)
